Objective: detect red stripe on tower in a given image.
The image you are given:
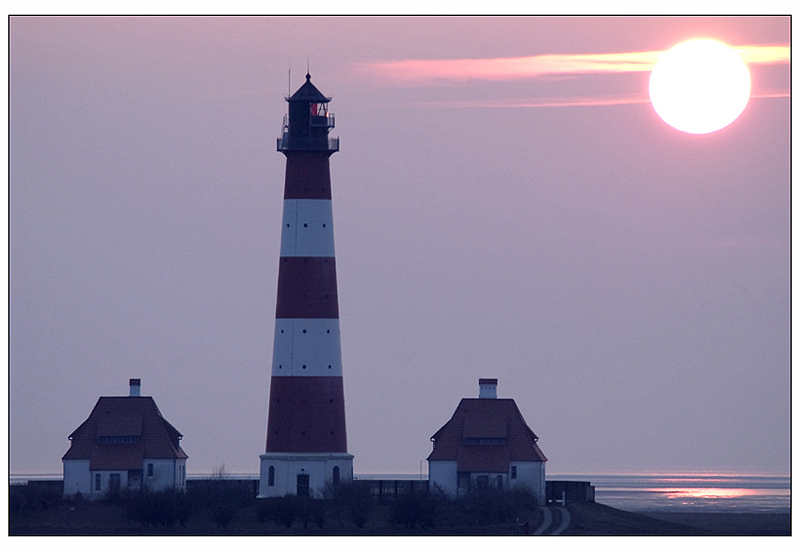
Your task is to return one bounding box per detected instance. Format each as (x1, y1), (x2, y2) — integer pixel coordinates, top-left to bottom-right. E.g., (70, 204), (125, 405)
(259, 74), (353, 497)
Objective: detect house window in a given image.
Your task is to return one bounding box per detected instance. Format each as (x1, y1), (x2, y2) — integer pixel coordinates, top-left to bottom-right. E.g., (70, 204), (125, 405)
(333, 466), (340, 485)
(511, 466), (517, 479)
(297, 474), (310, 496)
(147, 463), (154, 477)
(95, 473), (101, 491)
(268, 466), (275, 487)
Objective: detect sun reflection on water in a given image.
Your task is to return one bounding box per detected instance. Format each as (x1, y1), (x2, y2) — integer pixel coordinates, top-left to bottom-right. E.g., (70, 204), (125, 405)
(659, 487), (756, 500)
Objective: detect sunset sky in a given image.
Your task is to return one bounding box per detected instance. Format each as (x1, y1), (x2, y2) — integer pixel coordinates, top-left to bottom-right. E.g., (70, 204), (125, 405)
(9, 16), (791, 478)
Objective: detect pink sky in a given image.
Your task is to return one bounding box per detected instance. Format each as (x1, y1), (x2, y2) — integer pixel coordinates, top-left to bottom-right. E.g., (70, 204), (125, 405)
(8, 16), (791, 478)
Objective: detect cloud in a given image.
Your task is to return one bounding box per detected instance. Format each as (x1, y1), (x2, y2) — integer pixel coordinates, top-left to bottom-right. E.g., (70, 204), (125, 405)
(353, 43), (790, 85)
(411, 94), (654, 109)
(406, 89), (790, 110)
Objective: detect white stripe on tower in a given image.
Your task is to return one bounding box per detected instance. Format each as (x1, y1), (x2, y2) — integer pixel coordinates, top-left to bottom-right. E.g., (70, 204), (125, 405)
(280, 199), (335, 258)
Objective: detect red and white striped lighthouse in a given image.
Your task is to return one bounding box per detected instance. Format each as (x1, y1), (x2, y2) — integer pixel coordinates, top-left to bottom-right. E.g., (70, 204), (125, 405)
(259, 74), (353, 498)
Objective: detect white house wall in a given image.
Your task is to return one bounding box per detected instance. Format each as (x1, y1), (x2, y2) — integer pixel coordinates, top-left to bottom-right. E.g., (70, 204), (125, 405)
(63, 458), (186, 498)
(62, 459), (91, 497)
(428, 459), (546, 505)
(510, 461), (546, 505)
(427, 461), (458, 497)
(145, 458), (186, 491)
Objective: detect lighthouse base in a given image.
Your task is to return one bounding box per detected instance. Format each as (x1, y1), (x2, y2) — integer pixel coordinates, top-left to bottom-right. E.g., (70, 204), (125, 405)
(258, 452), (354, 498)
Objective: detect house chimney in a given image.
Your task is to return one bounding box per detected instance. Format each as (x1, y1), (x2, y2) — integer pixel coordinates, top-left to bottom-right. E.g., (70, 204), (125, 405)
(129, 378), (141, 397)
(479, 378), (497, 399)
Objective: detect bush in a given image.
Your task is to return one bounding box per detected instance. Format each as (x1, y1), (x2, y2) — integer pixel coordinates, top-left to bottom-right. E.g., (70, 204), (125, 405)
(327, 481), (372, 528)
(124, 489), (191, 528)
(311, 499), (325, 528)
(458, 487), (539, 526)
(186, 479), (256, 528)
(257, 496), (297, 528)
(211, 503), (237, 528)
(390, 493), (439, 529)
(9, 482), (62, 514)
(187, 479), (254, 509)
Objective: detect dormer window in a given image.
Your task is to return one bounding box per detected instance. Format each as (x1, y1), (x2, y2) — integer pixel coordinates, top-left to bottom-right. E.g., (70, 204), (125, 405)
(98, 435), (140, 444)
(463, 437), (506, 445)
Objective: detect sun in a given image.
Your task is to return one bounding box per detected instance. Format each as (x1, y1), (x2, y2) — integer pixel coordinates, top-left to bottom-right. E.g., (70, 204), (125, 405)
(649, 39), (751, 134)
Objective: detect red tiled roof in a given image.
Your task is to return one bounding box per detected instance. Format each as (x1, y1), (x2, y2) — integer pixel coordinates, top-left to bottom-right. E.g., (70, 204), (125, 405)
(63, 396), (187, 470)
(463, 411), (507, 438)
(457, 444), (511, 472)
(90, 443), (144, 470)
(97, 413), (142, 437)
(427, 398), (547, 472)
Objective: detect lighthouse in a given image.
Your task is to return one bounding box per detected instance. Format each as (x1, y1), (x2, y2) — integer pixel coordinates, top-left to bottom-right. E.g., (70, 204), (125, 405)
(258, 74), (353, 498)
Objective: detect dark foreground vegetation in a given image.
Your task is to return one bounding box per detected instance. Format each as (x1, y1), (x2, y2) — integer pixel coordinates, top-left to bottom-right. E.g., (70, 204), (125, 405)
(10, 480), (543, 535)
(9, 480), (790, 536)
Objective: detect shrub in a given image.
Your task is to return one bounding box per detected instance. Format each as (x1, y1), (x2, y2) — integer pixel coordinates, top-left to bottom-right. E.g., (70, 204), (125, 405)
(257, 496), (296, 528)
(390, 492), (439, 529)
(9, 482), (63, 513)
(211, 503), (237, 528)
(327, 481), (372, 528)
(311, 499), (325, 528)
(124, 489), (191, 528)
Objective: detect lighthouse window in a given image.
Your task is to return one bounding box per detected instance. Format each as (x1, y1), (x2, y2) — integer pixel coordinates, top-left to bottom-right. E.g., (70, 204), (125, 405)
(333, 466), (340, 485)
(302, 365), (307, 369)
(268, 466), (275, 487)
(302, 329), (307, 334)
(303, 223), (308, 227)
(322, 223), (326, 228)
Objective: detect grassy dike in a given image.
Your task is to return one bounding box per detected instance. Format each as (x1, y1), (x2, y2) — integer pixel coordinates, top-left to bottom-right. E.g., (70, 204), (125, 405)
(9, 481), (789, 536)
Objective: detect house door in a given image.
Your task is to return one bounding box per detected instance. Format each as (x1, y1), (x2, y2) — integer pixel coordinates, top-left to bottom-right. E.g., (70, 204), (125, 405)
(297, 474), (310, 496)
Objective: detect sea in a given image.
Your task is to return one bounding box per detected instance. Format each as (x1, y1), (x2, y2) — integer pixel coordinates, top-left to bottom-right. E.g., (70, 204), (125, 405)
(11, 472), (790, 514)
(554, 473), (791, 513)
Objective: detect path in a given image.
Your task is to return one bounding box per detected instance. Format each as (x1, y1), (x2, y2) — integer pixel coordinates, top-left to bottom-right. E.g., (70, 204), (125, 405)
(532, 506), (571, 535)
